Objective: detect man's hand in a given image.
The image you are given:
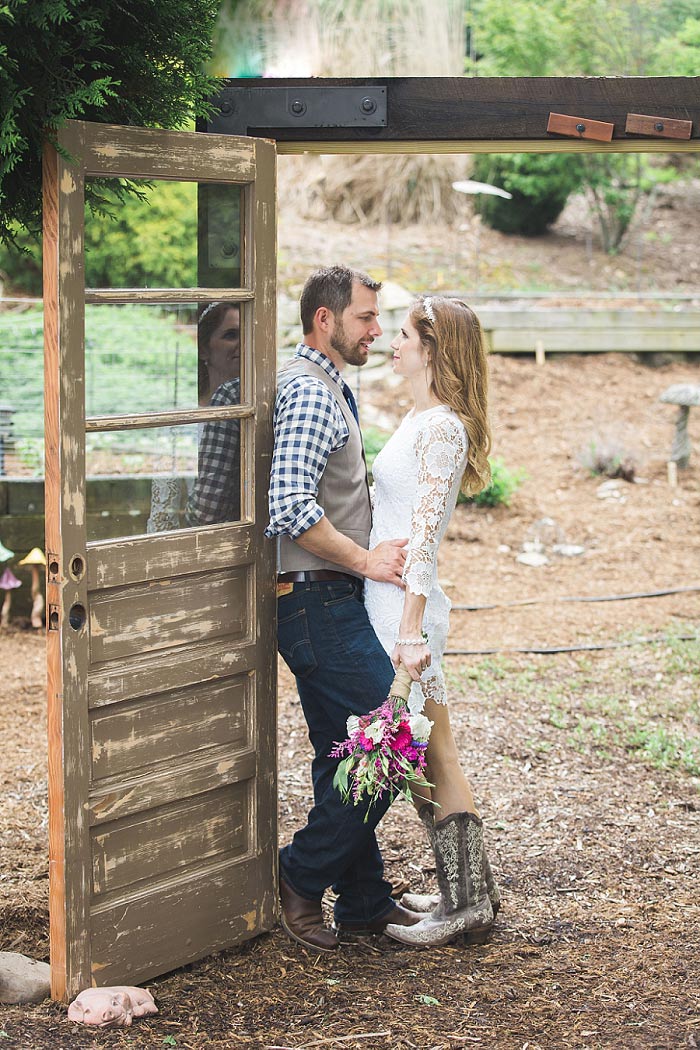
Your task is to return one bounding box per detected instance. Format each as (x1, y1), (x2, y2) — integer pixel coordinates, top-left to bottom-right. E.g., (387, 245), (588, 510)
(363, 538), (408, 584)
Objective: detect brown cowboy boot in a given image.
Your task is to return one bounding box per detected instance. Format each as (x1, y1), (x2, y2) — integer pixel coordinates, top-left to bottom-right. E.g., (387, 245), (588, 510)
(279, 876), (338, 952)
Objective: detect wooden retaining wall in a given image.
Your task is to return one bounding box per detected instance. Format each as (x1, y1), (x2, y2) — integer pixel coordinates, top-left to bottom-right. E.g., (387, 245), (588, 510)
(474, 308), (700, 356)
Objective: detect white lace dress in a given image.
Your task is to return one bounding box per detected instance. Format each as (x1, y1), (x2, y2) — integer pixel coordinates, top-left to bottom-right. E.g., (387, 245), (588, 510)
(364, 405), (468, 715)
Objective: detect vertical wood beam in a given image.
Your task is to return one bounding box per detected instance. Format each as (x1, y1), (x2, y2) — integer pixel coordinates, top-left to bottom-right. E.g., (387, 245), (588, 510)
(43, 122), (92, 1001)
(251, 137), (278, 924)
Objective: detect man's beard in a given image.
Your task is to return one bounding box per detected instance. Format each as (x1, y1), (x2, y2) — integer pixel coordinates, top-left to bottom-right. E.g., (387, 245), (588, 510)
(330, 318), (368, 367)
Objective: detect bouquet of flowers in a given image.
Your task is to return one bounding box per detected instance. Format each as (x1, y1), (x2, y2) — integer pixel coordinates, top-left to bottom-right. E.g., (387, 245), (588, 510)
(331, 667), (434, 820)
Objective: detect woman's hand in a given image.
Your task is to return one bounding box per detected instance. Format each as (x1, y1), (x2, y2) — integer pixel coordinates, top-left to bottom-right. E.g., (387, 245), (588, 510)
(392, 641), (431, 682)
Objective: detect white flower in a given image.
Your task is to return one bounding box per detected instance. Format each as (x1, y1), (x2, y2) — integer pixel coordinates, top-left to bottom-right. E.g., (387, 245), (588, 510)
(364, 720), (386, 745)
(408, 713), (433, 743)
(346, 715), (361, 737)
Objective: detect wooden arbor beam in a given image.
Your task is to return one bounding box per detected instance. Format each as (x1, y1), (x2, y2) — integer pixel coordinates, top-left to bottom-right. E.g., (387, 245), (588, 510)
(206, 76), (700, 152)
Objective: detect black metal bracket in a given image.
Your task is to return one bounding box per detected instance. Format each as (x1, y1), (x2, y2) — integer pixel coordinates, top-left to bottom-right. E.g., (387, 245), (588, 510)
(206, 84), (387, 136)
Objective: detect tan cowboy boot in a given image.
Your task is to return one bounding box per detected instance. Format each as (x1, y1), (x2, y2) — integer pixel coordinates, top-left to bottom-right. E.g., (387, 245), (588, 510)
(386, 811), (494, 947)
(401, 804), (501, 922)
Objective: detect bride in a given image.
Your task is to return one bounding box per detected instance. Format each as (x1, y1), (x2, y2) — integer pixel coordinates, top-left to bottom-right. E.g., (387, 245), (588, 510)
(364, 294), (501, 947)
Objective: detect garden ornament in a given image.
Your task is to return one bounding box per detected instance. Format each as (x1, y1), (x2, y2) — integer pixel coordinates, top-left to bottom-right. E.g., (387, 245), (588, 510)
(18, 547), (45, 629)
(0, 541), (13, 562)
(659, 383), (700, 468)
(67, 985), (157, 1027)
(0, 566), (21, 627)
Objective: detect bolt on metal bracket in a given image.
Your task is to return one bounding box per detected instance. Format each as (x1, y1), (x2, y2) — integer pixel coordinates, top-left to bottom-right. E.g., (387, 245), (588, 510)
(206, 85), (387, 136)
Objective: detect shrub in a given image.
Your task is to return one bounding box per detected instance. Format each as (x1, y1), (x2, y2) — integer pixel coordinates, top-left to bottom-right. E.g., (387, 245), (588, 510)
(461, 456), (527, 508)
(578, 437), (637, 482)
(0, 182), (200, 295)
(471, 153), (584, 236)
(362, 426), (391, 480)
(362, 432), (526, 509)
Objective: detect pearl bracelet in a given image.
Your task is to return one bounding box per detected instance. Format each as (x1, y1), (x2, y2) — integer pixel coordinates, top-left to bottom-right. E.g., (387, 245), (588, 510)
(396, 637), (426, 646)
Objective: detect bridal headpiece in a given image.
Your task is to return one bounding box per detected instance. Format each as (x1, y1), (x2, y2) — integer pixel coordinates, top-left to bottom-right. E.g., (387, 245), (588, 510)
(423, 297), (436, 324)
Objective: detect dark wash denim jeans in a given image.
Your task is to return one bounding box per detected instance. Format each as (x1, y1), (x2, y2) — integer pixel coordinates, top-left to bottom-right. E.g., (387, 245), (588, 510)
(277, 578), (396, 924)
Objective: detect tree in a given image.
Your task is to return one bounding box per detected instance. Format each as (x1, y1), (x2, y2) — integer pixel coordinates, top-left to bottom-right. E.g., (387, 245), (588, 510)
(0, 0), (221, 245)
(652, 16), (700, 74)
(467, 0), (697, 252)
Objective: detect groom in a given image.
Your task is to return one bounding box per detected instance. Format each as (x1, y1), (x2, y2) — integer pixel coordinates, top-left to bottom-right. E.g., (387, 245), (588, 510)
(266, 265), (420, 951)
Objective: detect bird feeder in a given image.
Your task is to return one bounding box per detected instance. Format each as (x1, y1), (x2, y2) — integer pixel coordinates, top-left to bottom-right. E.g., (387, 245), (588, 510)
(19, 547), (47, 629)
(0, 566), (21, 627)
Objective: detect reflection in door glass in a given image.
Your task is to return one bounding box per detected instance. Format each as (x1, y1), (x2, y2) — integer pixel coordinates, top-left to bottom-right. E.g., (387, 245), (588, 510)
(84, 180), (243, 289)
(85, 421), (243, 541)
(84, 303), (245, 418)
(196, 301), (242, 411)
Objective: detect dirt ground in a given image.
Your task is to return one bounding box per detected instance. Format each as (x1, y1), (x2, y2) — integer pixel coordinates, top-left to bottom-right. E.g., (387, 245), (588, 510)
(2, 179), (700, 1046)
(2, 343), (699, 1048)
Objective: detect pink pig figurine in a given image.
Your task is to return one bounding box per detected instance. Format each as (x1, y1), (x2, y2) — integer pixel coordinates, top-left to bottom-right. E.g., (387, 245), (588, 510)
(67, 985), (158, 1027)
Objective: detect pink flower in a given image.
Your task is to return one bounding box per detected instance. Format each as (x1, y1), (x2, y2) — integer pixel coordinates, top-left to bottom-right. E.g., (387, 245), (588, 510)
(392, 722), (413, 752)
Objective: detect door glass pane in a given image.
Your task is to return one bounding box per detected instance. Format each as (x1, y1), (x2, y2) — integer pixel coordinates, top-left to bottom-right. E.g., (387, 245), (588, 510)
(84, 180), (243, 289)
(85, 421), (244, 541)
(84, 303), (245, 418)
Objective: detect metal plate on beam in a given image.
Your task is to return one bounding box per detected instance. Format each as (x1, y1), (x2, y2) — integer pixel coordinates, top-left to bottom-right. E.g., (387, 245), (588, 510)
(208, 86), (387, 135)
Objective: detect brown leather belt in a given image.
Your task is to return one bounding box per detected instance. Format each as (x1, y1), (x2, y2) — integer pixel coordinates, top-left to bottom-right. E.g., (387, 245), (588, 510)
(277, 570), (358, 585)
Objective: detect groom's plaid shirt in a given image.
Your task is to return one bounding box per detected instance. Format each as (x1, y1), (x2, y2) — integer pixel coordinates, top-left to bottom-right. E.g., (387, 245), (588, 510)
(265, 343), (354, 540)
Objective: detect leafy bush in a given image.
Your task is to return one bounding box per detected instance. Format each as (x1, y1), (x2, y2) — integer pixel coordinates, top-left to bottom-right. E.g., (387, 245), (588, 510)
(0, 182), (200, 295)
(461, 456), (527, 508)
(362, 426), (391, 480)
(471, 153), (584, 236)
(578, 436), (637, 482)
(362, 430), (525, 509)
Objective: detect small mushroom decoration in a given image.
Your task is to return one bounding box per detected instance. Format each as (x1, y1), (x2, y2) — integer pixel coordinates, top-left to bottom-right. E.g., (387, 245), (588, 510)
(659, 383), (700, 468)
(0, 540), (14, 563)
(0, 565), (22, 627)
(19, 547), (46, 629)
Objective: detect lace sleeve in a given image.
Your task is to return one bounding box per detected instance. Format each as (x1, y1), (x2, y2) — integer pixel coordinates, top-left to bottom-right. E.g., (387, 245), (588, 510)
(403, 415), (467, 596)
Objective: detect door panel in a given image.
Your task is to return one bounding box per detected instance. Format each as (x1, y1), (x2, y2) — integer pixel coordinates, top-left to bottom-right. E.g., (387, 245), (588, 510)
(43, 120), (277, 1001)
(89, 855), (272, 988)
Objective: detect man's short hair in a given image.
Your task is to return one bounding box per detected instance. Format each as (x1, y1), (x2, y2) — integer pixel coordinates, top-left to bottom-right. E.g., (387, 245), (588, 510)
(300, 266), (382, 334)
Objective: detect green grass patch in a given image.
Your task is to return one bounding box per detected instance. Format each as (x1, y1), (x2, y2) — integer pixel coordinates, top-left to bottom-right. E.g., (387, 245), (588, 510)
(449, 632), (699, 781)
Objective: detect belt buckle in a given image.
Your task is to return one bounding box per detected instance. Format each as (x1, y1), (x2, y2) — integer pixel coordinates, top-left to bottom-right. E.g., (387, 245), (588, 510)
(277, 582), (294, 597)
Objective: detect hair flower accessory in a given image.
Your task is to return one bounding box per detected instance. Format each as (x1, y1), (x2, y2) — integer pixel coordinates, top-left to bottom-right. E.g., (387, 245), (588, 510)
(330, 668), (434, 821)
(423, 296), (436, 323)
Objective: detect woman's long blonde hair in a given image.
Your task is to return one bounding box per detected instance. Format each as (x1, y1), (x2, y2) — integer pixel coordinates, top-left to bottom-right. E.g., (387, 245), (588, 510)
(409, 295), (491, 496)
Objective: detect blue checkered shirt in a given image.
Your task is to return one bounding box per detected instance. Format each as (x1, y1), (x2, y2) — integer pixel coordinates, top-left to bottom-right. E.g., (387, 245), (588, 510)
(265, 343), (352, 539)
(185, 378), (241, 526)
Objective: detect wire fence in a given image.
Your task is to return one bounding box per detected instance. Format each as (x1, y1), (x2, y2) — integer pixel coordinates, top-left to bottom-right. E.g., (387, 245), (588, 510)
(0, 299), (201, 477)
(4, 290), (700, 477)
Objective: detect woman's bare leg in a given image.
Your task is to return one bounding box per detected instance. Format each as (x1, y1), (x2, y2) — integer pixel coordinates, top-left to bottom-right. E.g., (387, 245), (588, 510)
(421, 697), (479, 818)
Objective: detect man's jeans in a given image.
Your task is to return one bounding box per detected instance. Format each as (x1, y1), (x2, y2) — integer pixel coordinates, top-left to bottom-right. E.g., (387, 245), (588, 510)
(277, 578), (396, 924)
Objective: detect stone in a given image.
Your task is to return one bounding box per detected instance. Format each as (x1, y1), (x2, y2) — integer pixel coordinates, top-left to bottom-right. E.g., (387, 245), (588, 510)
(516, 550), (549, 567)
(0, 952), (51, 1004)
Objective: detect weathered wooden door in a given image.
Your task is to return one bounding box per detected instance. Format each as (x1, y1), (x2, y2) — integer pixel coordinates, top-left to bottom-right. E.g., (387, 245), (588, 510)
(43, 120), (277, 1001)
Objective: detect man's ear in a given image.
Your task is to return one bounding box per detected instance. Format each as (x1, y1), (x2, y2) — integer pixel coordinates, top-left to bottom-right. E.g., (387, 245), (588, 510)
(315, 306), (333, 332)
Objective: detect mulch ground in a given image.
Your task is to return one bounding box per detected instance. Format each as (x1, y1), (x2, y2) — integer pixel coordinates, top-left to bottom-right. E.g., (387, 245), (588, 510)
(2, 350), (700, 1049)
